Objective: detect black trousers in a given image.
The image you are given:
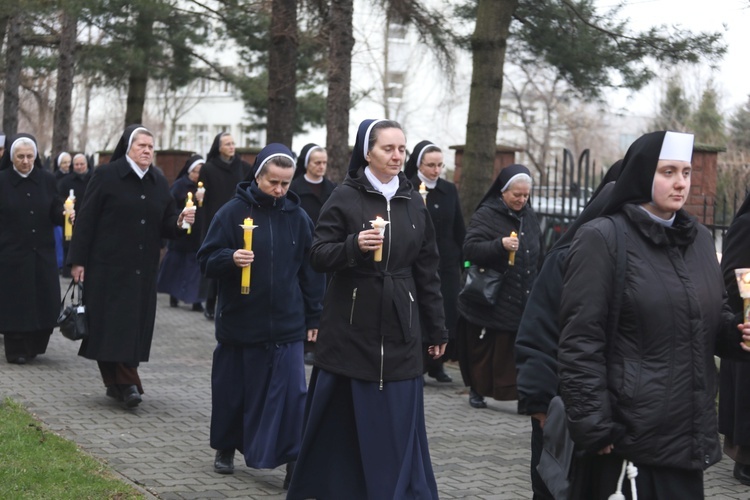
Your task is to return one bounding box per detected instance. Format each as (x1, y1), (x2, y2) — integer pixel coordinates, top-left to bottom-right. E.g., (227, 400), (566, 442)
(531, 417), (554, 500)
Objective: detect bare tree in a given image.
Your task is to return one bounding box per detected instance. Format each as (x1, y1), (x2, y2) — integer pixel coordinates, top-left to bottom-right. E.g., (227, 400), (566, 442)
(52, 9), (77, 155)
(3, 16), (23, 137)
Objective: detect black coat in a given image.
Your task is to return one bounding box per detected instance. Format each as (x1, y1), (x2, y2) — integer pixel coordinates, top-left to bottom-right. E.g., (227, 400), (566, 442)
(410, 176), (465, 334)
(197, 156), (252, 241)
(57, 171), (91, 213)
(310, 168), (448, 383)
(458, 196), (542, 331)
(0, 167), (64, 332)
(558, 205), (749, 470)
(168, 175), (201, 253)
(67, 158), (183, 363)
(289, 175), (337, 224)
(719, 209), (750, 446)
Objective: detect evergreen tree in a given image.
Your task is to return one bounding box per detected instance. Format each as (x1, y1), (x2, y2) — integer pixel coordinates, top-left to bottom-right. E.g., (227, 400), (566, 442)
(729, 96), (750, 151)
(690, 85), (726, 146)
(651, 77), (692, 132)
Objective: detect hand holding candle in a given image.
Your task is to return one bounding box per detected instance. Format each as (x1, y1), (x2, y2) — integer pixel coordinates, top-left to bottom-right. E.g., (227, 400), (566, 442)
(239, 217), (257, 294)
(196, 182), (205, 207)
(64, 189), (75, 241)
(419, 182), (428, 205)
(369, 216), (390, 262)
(735, 268), (750, 346)
(508, 231), (518, 266)
(183, 192), (195, 234)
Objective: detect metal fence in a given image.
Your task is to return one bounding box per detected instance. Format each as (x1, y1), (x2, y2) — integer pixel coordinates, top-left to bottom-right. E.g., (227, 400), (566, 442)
(530, 148), (744, 253)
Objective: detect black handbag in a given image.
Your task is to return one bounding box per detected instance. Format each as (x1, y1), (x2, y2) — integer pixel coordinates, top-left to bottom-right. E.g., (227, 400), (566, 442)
(57, 281), (88, 341)
(458, 265), (504, 307)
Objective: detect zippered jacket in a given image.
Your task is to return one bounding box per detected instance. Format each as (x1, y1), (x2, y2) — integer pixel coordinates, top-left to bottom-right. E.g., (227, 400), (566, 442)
(197, 181), (324, 346)
(310, 167), (448, 383)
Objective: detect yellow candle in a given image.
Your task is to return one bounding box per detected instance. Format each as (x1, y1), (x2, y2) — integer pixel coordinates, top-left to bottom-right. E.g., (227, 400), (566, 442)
(184, 192), (194, 234)
(240, 217), (255, 294)
(370, 216), (389, 262)
(508, 231), (518, 266)
(419, 182), (427, 205)
(64, 189), (75, 241)
(196, 182), (205, 207)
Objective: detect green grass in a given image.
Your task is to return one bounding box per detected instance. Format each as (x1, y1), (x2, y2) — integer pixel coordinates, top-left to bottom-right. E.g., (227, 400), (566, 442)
(0, 398), (144, 499)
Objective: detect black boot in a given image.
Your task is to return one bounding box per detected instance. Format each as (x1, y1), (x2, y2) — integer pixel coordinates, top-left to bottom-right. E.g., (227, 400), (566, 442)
(469, 388), (487, 409)
(214, 449), (235, 475)
(169, 296), (179, 307)
(283, 460), (295, 490)
(192, 302), (204, 312)
(120, 385), (142, 408)
(427, 364), (453, 383)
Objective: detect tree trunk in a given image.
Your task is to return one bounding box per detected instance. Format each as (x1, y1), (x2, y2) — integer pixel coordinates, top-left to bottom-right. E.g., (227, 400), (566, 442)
(52, 10), (77, 155)
(3, 17), (22, 137)
(459, 0), (518, 222)
(0, 15), (9, 60)
(124, 5), (156, 126)
(325, 0), (354, 184)
(266, 0), (297, 147)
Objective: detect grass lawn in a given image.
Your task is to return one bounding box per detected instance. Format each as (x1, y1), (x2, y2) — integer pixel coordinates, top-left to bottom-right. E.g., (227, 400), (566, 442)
(0, 398), (144, 499)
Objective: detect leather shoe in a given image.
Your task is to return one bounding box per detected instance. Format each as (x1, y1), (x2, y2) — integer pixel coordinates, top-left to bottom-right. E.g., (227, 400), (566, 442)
(192, 302), (204, 312)
(204, 309), (215, 320)
(8, 356), (27, 365)
(734, 462), (750, 486)
(283, 460), (295, 490)
(428, 367), (453, 383)
(106, 386), (123, 402)
(120, 385), (142, 408)
(469, 388), (487, 409)
(169, 296), (179, 307)
(214, 449), (235, 475)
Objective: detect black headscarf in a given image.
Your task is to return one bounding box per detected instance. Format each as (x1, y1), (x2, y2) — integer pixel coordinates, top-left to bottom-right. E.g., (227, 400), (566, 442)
(589, 159), (622, 202)
(249, 143), (296, 180)
(0, 133), (44, 171)
(599, 131), (693, 216)
(404, 140), (438, 180)
(176, 154), (204, 180)
(294, 143), (324, 179)
(348, 118), (385, 176)
(111, 124), (150, 163)
(206, 132), (231, 162)
(476, 163), (532, 209)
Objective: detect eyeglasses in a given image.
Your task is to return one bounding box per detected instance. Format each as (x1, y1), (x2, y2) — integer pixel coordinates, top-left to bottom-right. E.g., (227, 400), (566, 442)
(421, 162), (444, 169)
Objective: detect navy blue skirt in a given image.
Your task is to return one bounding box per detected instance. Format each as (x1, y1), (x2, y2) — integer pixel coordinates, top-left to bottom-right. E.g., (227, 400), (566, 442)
(211, 341), (307, 469)
(287, 368), (439, 499)
(156, 250), (204, 304)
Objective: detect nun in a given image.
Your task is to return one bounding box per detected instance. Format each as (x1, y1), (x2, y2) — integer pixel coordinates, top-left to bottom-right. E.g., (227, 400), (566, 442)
(53, 151), (72, 181)
(456, 164), (543, 409)
(0, 134), (68, 364)
(286, 119), (448, 499)
(68, 124), (194, 408)
(289, 143), (336, 365)
(197, 143), (324, 486)
(718, 192), (750, 486)
(558, 131), (750, 498)
(197, 132), (252, 320)
(157, 155), (206, 311)
(404, 140), (465, 383)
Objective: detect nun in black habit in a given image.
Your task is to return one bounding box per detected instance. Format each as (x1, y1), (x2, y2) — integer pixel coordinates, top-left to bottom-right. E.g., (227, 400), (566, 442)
(718, 192), (750, 486)
(404, 140), (465, 383)
(287, 118), (447, 500)
(0, 134), (67, 364)
(197, 132), (253, 320)
(68, 125), (194, 408)
(456, 164), (543, 408)
(289, 143), (337, 225)
(157, 155), (205, 310)
(558, 131), (750, 499)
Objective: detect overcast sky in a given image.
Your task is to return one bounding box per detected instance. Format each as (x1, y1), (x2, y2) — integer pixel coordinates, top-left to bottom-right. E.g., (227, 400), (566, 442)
(597, 0), (750, 116)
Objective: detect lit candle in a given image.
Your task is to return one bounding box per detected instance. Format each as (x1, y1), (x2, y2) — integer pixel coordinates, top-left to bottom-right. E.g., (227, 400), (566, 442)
(240, 217), (257, 294)
(196, 182), (205, 207)
(508, 231), (518, 266)
(735, 268), (750, 346)
(183, 192), (195, 234)
(64, 189), (75, 241)
(419, 182), (428, 205)
(370, 216), (390, 262)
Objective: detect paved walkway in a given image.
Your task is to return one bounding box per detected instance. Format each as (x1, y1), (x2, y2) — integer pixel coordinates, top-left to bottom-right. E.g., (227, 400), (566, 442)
(2, 285), (749, 499)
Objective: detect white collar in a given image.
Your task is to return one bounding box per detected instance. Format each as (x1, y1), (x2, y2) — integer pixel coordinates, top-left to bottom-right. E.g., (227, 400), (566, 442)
(126, 155), (149, 179)
(364, 167), (399, 201)
(13, 165), (33, 178)
(303, 173), (324, 184)
(417, 171), (437, 190)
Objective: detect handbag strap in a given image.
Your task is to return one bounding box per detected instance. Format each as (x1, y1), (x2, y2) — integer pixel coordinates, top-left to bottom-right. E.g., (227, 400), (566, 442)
(60, 280), (84, 307)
